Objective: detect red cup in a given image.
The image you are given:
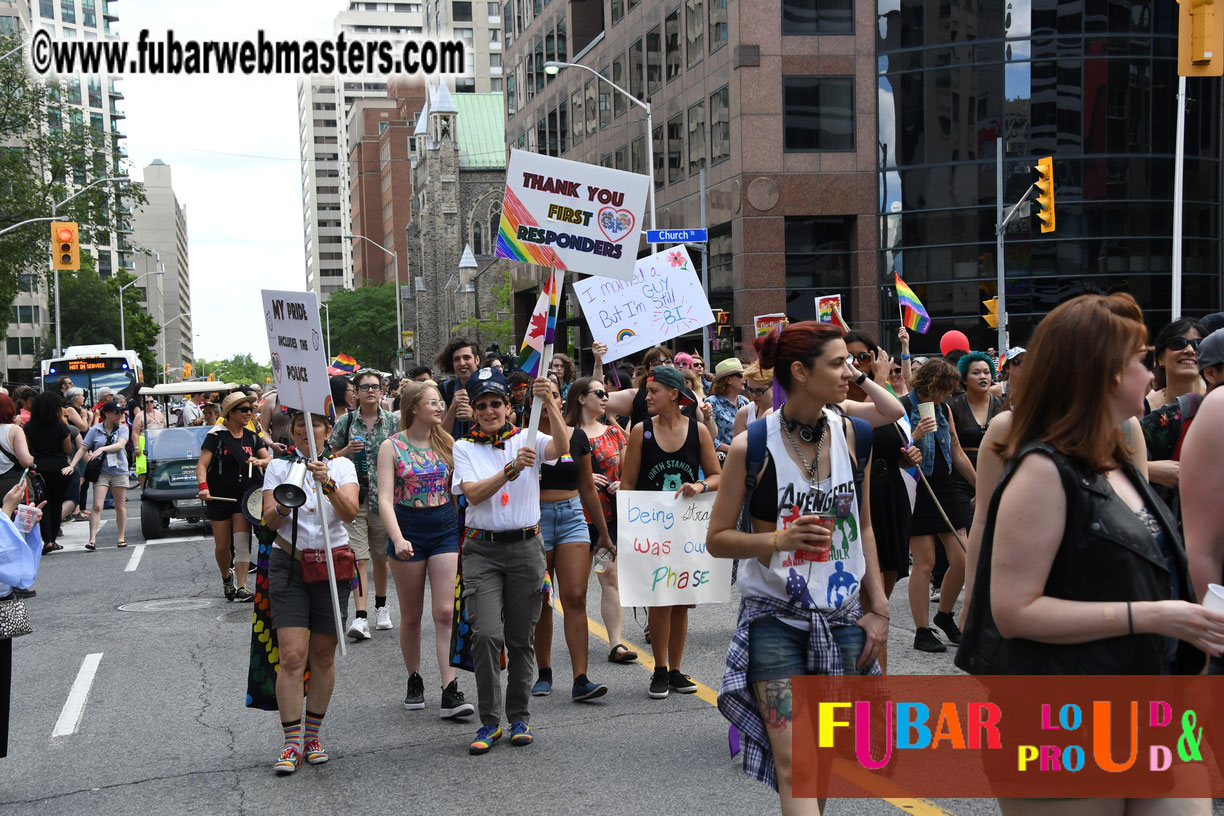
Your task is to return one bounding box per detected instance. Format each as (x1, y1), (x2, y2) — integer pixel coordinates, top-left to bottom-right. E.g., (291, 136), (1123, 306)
(810, 514), (834, 562)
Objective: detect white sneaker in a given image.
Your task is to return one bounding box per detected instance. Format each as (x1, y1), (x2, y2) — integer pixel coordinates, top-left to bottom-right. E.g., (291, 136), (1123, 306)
(375, 607), (393, 630)
(346, 616), (371, 641)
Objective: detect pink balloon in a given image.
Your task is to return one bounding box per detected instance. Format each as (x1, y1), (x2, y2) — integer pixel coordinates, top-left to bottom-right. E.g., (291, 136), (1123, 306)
(940, 330), (971, 355)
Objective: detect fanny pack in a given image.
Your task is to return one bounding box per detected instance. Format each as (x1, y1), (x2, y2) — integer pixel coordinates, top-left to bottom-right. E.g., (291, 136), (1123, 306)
(280, 504), (356, 586)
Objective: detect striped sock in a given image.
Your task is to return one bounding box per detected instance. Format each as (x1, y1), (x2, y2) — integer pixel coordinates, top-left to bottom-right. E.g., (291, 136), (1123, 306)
(303, 711), (325, 742)
(282, 719), (302, 748)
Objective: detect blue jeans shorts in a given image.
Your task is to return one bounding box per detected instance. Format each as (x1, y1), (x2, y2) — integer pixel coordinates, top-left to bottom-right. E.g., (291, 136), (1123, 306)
(746, 615), (869, 683)
(388, 502), (460, 563)
(539, 496), (590, 552)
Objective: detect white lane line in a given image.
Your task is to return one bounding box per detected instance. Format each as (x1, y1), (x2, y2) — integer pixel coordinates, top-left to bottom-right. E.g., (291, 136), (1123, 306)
(52, 653), (104, 738)
(124, 545), (145, 572)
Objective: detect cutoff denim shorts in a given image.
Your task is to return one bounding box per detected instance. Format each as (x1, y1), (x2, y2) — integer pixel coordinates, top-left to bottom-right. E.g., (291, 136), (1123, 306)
(746, 616), (870, 683)
(539, 496), (590, 552)
(387, 502), (460, 563)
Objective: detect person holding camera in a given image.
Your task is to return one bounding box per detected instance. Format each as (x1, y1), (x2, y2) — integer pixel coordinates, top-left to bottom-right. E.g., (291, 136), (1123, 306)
(328, 368), (399, 640)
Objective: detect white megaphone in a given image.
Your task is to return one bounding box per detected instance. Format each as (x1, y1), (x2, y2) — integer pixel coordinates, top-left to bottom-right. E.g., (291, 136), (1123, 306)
(273, 461), (310, 508)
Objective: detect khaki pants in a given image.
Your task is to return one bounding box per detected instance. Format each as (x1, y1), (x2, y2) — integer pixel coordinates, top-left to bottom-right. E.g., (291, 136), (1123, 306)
(460, 533), (546, 727)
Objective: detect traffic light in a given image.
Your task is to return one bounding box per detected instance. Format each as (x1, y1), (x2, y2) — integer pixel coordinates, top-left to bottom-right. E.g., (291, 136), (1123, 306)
(983, 297), (999, 329)
(1033, 156), (1055, 233)
(51, 221), (80, 270)
(1179, 0), (1224, 76)
(207, 372), (215, 382)
(184, 362), (193, 378)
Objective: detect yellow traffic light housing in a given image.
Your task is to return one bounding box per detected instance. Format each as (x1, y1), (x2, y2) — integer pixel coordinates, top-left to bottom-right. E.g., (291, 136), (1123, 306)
(1033, 157), (1056, 234)
(184, 362), (193, 379)
(51, 221), (80, 270)
(1179, 0), (1224, 76)
(983, 298), (999, 329)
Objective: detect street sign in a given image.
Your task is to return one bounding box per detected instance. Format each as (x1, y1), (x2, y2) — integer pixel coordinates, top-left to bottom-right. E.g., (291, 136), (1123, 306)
(645, 228), (707, 243)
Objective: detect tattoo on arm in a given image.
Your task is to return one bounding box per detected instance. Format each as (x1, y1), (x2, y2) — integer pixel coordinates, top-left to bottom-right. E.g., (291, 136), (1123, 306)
(754, 679), (793, 730)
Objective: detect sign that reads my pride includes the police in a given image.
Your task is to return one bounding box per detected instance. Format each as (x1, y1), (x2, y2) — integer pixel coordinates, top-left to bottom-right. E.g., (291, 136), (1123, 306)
(495, 149), (649, 281)
(261, 289), (331, 416)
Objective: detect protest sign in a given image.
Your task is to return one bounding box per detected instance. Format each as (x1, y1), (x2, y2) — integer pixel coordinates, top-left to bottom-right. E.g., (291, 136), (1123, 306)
(261, 289), (332, 416)
(495, 149), (649, 281)
(754, 313), (788, 338)
(815, 295), (843, 324)
(616, 491), (731, 607)
(572, 245), (715, 363)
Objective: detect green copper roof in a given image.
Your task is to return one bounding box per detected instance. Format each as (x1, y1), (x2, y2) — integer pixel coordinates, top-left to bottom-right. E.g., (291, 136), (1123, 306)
(455, 92), (506, 170)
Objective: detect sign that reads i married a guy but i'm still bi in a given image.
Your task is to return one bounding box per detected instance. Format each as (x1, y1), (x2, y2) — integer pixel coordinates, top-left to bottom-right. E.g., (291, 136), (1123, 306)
(495, 149), (649, 281)
(262, 289), (331, 417)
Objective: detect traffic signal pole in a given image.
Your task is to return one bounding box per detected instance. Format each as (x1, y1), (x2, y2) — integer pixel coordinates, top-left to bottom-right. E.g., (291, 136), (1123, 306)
(994, 139), (1045, 355)
(1172, 74), (1187, 320)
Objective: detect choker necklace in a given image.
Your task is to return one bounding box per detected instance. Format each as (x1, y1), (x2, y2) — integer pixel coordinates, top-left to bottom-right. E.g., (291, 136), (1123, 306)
(779, 406), (825, 444)
(779, 406), (827, 484)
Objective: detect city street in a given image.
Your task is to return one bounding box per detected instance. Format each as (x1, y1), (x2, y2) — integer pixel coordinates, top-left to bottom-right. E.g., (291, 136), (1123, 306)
(3, 491), (1007, 816)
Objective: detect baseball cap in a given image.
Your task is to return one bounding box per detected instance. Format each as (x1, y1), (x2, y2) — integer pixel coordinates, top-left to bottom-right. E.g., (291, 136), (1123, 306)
(1198, 328), (1224, 373)
(1001, 346), (1026, 368)
(647, 365), (696, 406)
(466, 367), (511, 401)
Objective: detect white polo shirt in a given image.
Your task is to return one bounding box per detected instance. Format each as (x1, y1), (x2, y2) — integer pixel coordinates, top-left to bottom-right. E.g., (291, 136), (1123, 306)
(262, 457), (358, 551)
(453, 431), (555, 531)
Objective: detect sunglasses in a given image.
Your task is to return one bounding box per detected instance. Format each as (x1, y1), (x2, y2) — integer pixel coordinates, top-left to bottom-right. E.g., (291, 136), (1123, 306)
(1165, 336), (1202, 352)
(850, 351), (874, 363)
(692, 362), (705, 369)
(586, 389), (609, 399)
(233, 405), (253, 414)
(474, 400), (505, 411)
(745, 384), (772, 396)
(890, 368), (902, 376)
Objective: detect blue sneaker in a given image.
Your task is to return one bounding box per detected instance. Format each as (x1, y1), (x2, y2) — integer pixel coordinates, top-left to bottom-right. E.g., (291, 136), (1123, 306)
(571, 676), (608, 702)
(531, 677), (552, 697)
(510, 721), (533, 746)
(469, 723), (502, 755)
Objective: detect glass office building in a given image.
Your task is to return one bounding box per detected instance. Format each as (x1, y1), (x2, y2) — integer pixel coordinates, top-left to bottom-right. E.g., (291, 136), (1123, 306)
(878, 0), (1221, 349)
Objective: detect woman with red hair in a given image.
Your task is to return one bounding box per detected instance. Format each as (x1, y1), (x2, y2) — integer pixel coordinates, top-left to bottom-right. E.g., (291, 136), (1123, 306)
(0, 395), (34, 498)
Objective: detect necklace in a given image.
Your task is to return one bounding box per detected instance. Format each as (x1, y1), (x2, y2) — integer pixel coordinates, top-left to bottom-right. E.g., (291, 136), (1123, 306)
(779, 406), (826, 484)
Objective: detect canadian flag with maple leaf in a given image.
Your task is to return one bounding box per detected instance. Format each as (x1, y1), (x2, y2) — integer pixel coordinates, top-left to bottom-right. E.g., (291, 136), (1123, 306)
(515, 267), (564, 378)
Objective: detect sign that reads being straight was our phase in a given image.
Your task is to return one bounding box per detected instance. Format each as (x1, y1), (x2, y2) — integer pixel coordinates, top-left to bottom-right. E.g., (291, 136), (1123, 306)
(261, 289), (332, 417)
(495, 149), (649, 281)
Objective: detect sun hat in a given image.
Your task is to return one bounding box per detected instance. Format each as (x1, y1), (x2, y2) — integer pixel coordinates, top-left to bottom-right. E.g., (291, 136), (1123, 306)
(220, 392), (256, 418)
(712, 358), (745, 381)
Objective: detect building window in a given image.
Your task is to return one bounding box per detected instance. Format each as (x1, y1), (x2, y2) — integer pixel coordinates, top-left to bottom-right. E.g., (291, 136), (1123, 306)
(584, 77), (598, 135)
(490, 77), (503, 91)
(612, 0), (624, 25)
(81, 0), (95, 27)
(612, 53), (627, 118)
(599, 66), (611, 128)
(473, 222), (483, 256)
(453, 1), (473, 21)
(556, 19), (566, 61)
(710, 85), (729, 165)
(667, 112), (683, 184)
(665, 9), (682, 83)
(687, 100), (705, 175)
(686, 0), (704, 67)
(87, 77), (102, 108)
(545, 30), (556, 84)
(67, 78), (81, 105)
(7, 337), (35, 356)
(615, 144), (628, 171)
(506, 72), (516, 113)
(782, 0), (853, 34)
(559, 103), (568, 153)
(488, 1), (500, 18)
(456, 77), (476, 92)
(709, 0), (727, 52)
(571, 90), (583, 146)
(454, 26), (474, 40)
(629, 38), (644, 101)
(600, 154), (613, 168)
(783, 75), (855, 151)
(548, 108), (559, 156)
(490, 54), (501, 69)
(784, 216), (853, 311)
(653, 124), (664, 190)
(39, 0), (54, 19)
(646, 25), (662, 97)
(60, 0), (75, 24)
(489, 202), (501, 244)
(504, 1), (513, 45)
(632, 135), (645, 175)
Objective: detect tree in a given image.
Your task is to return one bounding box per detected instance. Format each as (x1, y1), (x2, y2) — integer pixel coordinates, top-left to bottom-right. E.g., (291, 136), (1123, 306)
(51, 254), (159, 372)
(194, 354), (271, 387)
(323, 281), (398, 371)
(455, 271), (514, 354)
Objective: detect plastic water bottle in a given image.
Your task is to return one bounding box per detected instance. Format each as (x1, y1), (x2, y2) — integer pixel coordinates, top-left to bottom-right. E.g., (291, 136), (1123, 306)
(592, 546), (614, 574)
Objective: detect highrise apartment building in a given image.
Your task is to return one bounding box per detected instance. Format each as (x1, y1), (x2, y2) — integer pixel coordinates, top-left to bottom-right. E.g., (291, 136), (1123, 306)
(130, 159), (192, 372)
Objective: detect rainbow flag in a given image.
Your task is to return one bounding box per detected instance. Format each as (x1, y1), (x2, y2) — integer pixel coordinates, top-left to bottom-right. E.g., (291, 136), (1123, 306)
(515, 268), (563, 377)
(328, 353), (359, 375)
(895, 273), (931, 334)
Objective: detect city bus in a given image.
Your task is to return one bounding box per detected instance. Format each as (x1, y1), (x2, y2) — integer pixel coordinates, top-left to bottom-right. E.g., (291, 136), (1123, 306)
(41, 344), (144, 401)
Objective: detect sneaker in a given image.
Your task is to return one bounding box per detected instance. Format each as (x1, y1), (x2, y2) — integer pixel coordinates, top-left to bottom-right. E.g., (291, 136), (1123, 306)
(572, 676), (608, 702)
(222, 572), (237, 602)
(914, 627), (947, 653)
(469, 723), (502, 755)
(933, 611), (962, 645)
(346, 616), (371, 641)
(273, 744), (301, 775)
(302, 737), (328, 764)
(668, 669), (698, 694)
(531, 676), (552, 697)
(440, 679), (474, 719)
(510, 721), (533, 747)
(234, 587), (255, 603)
(648, 668), (670, 699)
(929, 586), (942, 603)
(403, 672), (425, 710)
(375, 606), (393, 630)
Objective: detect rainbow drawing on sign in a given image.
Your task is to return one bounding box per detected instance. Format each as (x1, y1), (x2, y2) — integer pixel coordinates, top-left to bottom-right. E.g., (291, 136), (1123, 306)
(322, 394), (335, 422)
(496, 187), (565, 269)
(617, 328), (636, 342)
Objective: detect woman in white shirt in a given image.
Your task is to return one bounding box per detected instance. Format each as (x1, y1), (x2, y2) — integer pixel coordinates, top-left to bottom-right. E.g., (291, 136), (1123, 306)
(260, 411), (360, 775)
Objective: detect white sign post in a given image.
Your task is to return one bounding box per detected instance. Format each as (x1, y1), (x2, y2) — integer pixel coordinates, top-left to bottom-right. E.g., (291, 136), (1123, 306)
(572, 246), (716, 363)
(495, 149), (649, 282)
(615, 491), (730, 607)
(261, 289), (346, 655)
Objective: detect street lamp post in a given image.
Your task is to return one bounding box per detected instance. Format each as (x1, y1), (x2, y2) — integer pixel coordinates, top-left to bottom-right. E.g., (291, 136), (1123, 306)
(159, 312), (190, 384)
(343, 233), (402, 375)
(544, 60), (658, 254)
(119, 252), (163, 350)
(321, 302), (331, 361)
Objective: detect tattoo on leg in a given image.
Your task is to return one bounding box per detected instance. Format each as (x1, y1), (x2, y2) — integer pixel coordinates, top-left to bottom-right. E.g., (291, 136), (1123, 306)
(755, 680), (793, 730)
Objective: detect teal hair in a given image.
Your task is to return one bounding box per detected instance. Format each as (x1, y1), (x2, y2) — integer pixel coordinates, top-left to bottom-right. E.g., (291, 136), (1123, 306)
(957, 350), (997, 380)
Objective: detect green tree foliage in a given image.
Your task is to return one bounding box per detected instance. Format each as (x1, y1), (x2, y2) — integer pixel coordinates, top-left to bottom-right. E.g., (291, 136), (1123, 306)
(193, 354), (271, 386)
(455, 271), (514, 354)
(323, 281), (398, 371)
(51, 255), (159, 372)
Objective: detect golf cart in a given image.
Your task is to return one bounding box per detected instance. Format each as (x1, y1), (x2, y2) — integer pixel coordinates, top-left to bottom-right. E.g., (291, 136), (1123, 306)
(138, 381), (237, 539)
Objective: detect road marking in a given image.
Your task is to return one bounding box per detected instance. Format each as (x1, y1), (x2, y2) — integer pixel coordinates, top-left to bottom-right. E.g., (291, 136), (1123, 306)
(551, 596), (957, 816)
(52, 652), (104, 738)
(124, 545), (145, 572)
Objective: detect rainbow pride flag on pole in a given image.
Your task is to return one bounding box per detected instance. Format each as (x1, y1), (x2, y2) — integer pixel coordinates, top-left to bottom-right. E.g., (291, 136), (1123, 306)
(895, 273), (931, 334)
(516, 268), (563, 377)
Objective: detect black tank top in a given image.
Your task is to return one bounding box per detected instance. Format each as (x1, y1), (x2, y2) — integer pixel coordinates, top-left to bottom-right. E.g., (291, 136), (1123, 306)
(637, 417), (701, 492)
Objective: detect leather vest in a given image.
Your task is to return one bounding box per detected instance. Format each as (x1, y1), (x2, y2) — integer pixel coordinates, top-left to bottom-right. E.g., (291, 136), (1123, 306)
(956, 442), (1205, 676)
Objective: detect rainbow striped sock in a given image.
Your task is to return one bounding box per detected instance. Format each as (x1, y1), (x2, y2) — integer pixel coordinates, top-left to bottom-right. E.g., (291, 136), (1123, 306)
(282, 719), (302, 747)
(303, 711), (324, 742)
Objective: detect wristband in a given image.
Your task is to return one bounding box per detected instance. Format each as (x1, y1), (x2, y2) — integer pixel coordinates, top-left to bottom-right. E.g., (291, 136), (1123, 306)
(198, 481), (209, 491)
(854, 370), (868, 386)
(697, 479), (708, 494)
(275, 505), (290, 518)
(900, 354), (911, 360)
(322, 477), (338, 496)
(772, 530), (780, 552)
(503, 462), (520, 482)
(869, 610), (890, 620)
(1126, 601), (1134, 635)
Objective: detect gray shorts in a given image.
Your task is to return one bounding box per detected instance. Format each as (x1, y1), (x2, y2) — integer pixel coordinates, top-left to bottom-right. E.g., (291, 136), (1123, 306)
(95, 471), (129, 489)
(267, 547), (351, 635)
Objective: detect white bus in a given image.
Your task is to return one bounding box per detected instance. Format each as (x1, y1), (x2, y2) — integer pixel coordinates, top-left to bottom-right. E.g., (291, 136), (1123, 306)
(41, 344), (144, 400)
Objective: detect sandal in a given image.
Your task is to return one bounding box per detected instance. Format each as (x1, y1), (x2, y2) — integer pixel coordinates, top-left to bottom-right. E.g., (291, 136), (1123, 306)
(608, 644), (637, 664)
(42, 543), (63, 555)
(85, 542), (96, 551)
(117, 540), (127, 548)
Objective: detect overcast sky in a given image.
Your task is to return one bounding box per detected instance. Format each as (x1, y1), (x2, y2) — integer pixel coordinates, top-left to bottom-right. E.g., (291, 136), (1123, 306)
(120, 0), (343, 363)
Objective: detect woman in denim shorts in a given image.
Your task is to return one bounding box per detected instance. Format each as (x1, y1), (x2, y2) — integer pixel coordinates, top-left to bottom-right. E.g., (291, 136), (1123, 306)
(376, 380), (474, 720)
(532, 379), (614, 702)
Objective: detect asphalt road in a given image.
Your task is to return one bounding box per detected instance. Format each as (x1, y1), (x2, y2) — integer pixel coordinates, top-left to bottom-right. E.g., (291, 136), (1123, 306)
(3, 493), (1220, 816)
